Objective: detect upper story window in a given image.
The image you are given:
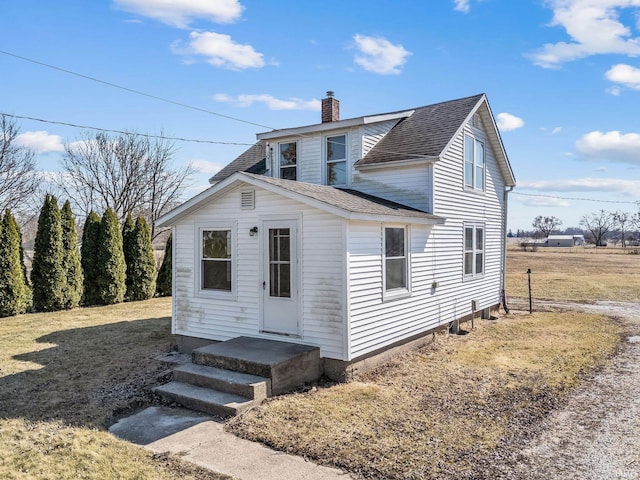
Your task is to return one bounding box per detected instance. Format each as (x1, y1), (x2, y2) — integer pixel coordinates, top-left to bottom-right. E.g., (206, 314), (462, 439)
(325, 134), (347, 186)
(464, 134), (485, 191)
(384, 226), (410, 297)
(279, 141), (297, 180)
(464, 224), (484, 278)
(201, 228), (233, 292)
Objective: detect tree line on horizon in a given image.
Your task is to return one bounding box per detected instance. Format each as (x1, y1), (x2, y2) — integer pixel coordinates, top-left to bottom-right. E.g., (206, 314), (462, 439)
(0, 195), (172, 318)
(510, 209), (640, 248)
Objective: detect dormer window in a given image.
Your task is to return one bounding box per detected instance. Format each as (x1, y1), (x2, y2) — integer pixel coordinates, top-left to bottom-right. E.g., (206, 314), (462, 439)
(326, 134), (347, 186)
(279, 141), (297, 180)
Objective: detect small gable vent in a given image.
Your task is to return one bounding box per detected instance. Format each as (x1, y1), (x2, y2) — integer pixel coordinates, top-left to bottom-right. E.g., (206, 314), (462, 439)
(241, 189), (255, 209)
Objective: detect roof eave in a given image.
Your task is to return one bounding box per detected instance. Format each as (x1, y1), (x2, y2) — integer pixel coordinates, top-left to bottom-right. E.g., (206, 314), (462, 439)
(355, 156), (438, 170)
(347, 213), (445, 225)
(256, 110), (413, 140)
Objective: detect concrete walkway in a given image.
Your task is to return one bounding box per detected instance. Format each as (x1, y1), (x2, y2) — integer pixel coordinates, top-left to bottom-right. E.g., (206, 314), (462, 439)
(109, 406), (352, 480)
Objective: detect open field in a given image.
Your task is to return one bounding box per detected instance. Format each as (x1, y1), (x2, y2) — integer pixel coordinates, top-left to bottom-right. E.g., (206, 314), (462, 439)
(507, 248), (640, 302)
(0, 298), (229, 480)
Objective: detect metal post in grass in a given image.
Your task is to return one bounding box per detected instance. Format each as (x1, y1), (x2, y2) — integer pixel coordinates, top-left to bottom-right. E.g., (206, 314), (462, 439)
(527, 268), (533, 314)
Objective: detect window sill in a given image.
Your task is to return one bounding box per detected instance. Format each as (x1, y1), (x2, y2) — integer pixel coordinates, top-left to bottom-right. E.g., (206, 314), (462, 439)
(463, 274), (485, 282)
(196, 289), (237, 301)
(382, 288), (412, 303)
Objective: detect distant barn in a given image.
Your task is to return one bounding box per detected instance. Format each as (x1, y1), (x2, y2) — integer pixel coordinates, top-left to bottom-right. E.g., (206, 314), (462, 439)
(546, 234), (585, 247)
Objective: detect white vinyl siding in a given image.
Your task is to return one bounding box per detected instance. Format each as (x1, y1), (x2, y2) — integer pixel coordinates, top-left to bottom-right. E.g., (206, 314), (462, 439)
(172, 185), (346, 359)
(351, 164), (432, 212)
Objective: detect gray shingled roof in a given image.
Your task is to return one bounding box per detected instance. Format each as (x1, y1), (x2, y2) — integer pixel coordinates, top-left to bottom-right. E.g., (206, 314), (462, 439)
(241, 173), (443, 221)
(355, 94), (484, 166)
(208, 94), (485, 180)
(209, 140), (267, 183)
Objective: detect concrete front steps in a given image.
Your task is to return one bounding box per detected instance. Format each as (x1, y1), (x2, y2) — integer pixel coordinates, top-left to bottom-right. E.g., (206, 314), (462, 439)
(155, 336), (322, 417)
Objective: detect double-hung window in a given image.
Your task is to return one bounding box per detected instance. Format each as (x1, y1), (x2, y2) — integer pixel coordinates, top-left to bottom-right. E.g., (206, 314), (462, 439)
(464, 134), (485, 191)
(325, 134), (347, 185)
(200, 228), (233, 292)
(279, 141), (297, 180)
(384, 226), (409, 295)
(464, 224), (484, 278)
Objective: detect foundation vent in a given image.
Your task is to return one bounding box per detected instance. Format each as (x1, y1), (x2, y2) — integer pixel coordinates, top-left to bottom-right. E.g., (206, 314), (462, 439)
(241, 190), (255, 210)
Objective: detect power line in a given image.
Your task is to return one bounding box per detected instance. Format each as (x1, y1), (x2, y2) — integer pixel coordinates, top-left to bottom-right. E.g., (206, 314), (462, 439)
(1, 112), (254, 146)
(0, 49), (274, 130)
(513, 191), (638, 204)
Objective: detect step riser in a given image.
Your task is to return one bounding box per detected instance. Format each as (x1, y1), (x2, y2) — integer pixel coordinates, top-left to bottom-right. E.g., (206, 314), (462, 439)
(193, 348), (322, 395)
(192, 353), (270, 378)
(156, 389), (243, 417)
(173, 369), (269, 400)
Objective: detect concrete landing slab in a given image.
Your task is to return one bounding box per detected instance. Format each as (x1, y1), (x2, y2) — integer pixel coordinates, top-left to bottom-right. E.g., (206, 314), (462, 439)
(194, 336), (318, 367)
(109, 406), (352, 480)
(109, 406), (210, 444)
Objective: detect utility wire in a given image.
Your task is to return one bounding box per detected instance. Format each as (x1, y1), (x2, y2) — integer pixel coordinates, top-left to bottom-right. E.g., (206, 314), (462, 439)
(1, 112), (254, 146)
(0, 49), (274, 130)
(512, 191), (638, 204)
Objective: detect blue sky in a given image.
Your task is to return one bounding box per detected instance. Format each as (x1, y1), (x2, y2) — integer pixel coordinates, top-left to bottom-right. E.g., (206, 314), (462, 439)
(2, 0), (640, 231)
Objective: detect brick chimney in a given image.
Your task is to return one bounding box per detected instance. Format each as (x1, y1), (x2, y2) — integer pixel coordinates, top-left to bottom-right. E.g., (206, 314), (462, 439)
(321, 91), (339, 123)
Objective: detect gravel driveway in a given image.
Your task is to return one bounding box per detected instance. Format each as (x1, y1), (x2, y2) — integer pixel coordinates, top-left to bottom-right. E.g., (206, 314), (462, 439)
(500, 300), (640, 479)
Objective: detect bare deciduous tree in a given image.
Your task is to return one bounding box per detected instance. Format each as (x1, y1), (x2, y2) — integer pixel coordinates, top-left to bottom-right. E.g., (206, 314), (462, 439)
(580, 210), (613, 247)
(0, 115), (41, 214)
(612, 211), (631, 248)
(59, 131), (192, 238)
(532, 215), (562, 238)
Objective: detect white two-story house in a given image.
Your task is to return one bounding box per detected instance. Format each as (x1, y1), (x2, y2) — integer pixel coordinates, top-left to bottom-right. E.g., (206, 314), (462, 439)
(157, 92), (516, 380)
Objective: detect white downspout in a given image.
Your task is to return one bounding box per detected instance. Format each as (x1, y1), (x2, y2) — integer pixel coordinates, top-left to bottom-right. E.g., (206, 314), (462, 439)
(501, 186), (514, 295)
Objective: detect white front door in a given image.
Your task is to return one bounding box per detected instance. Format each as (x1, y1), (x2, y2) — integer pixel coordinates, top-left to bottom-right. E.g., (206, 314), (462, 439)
(261, 219), (300, 336)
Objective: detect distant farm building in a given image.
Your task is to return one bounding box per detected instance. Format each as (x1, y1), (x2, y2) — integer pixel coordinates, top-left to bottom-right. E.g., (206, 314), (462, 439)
(546, 235), (585, 247)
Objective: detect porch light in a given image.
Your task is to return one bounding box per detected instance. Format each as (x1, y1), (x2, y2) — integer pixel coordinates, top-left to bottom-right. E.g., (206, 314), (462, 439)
(249, 226), (258, 236)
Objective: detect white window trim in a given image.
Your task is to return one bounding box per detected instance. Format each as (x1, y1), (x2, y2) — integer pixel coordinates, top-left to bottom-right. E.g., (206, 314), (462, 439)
(323, 132), (349, 186)
(382, 224), (411, 301)
(463, 222), (485, 280)
(277, 140), (298, 181)
(463, 132), (485, 192)
(195, 222), (237, 299)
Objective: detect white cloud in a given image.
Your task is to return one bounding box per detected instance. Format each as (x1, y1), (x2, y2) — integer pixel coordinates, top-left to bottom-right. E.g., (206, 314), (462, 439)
(519, 177), (640, 196)
(575, 130), (640, 164)
(453, 0), (471, 13)
(173, 31), (264, 70)
(353, 34), (411, 75)
(15, 131), (64, 153)
(551, 126), (563, 135)
(113, 0), (243, 28)
(605, 63), (640, 90)
(496, 112), (525, 131)
(214, 93), (320, 111)
(607, 85), (622, 95)
(190, 159), (224, 175)
(518, 195), (571, 208)
(530, 0), (640, 68)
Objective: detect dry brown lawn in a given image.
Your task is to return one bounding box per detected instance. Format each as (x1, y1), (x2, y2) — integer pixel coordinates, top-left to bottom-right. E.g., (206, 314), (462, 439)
(228, 311), (621, 480)
(0, 298), (229, 480)
(507, 249), (640, 302)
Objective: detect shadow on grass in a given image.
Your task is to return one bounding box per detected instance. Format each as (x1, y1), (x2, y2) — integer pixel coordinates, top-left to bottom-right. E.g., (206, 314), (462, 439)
(0, 316), (174, 429)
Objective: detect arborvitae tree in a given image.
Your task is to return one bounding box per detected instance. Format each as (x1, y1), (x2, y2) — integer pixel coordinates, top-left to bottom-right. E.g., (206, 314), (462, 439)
(31, 194), (66, 312)
(122, 212), (135, 297)
(95, 208), (126, 305)
(155, 234), (172, 297)
(124, 217), (156, 301)
(61, 200), (83, 309)
(0, 210), (31, 317)
(81, 211), (101, 305)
